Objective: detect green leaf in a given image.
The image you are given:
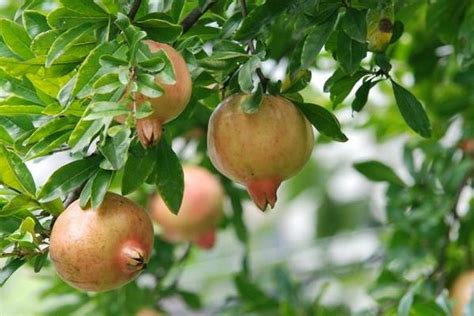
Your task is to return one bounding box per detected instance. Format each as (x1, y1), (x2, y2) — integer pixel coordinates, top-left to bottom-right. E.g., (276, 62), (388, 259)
(0, 71), (43, 105)
(84, 102), (130, 120)
(178, 290), (202, 310)
(22, 10), (50, 38)
(38, 155), (102, 202)
(241, 86), (263, 114)
(33, 252), (48, 273)
(238, 56), (260, 93)
(59, 0), (107, 16)
(135, 18), (183, 43)
(46, 23), (101, 68)
(93, 73), (123, 94)
(234, 0), (288, 41)
(234, 273), (273, 304)
(391, 80), (432, 138)
(390, 20), (404, 44)
(47, 8), (106, 29)
(0, 105), (45, 116)
(24, 117), (77, 145)
(337, 32), (367, 75)
(68, 119), (104, 153)
(99, 128), (131, 170)
(1, 195), (40, 217)
(25, 132), (71, 160)
(136, 73), (164, 98)
(79, 173), (94, 209)
(354, 160), (405, 186)
(301, 13), (337, 68)
(352, 79), (378, 112)
(91, 169), (113, 209)
(341, 8), (367, 43)
(0, 19), (34, 60)
(0, 146), (36, 195)
(122, 146), (157, 195)
(0, 258), (26, 286)
(295, 102), (348, 142)
(155, 139), (184, 214)
(329, 70), (368, 106)
(73, 41), (122, 98)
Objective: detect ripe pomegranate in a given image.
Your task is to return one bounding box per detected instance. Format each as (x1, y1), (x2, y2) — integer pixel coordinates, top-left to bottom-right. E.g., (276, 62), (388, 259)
(451, 271), (474, 316)
(207, 94), (314, 211)
(129, 40), (192, 147)
(50, 193), (154, 292)
(150, 166), (224, 249)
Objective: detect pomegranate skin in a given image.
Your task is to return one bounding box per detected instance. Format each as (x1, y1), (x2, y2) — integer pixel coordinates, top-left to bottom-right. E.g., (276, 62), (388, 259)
(50, 193), (154, 292)
(451, 271), (474, 316)
(133, 40), (192, 147)
(150, 166), (224, 248)
(207, 94), (314, 210)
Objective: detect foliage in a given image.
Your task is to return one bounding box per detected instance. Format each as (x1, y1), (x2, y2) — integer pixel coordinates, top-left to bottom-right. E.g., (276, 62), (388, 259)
(0, 0), (473, 315)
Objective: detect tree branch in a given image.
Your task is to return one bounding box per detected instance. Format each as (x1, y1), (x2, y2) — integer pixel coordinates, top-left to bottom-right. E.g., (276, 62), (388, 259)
(128, 0), (142, 21)
(181, 1), (216, 34)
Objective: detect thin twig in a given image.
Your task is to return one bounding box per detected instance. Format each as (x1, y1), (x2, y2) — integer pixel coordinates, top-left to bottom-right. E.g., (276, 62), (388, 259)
(128, 0), (142, 20)
(181, 1), (216, 34)
(238, 0), (269, 92)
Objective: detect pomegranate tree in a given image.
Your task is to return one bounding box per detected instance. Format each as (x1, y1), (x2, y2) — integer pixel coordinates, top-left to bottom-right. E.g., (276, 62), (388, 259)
(150, 166), (224, 249)
(130, 40), (192, 147)
(207, 94), (314, 210)
(50, 193), (154, 292)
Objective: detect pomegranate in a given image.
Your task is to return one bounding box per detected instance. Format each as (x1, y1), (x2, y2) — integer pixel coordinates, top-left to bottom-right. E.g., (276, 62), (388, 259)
(50, 193), (154, 292)
(130, 40), (192, 147)
(150, 166), (224, 249)
(451, 270), (474, 316)
(207, 94), (314, 211)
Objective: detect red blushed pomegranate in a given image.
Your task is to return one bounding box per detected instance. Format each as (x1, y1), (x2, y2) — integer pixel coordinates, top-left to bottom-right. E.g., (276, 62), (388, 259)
(150, 166), (224, 249)
(127, 40), (192, 147)
(207, 94), (314, 211)
(50, 193), (154, 292)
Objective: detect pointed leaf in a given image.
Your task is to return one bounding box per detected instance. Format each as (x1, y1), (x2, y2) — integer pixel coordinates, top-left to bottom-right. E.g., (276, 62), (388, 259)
(38, 156), (101, 202)
(155, 139), (184, 214)
(391, 80), (431, 138)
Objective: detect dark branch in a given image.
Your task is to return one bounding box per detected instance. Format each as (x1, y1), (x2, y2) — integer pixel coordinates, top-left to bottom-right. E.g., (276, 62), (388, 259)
(181, 1), (216, 34)
(128, 0), (142, 21)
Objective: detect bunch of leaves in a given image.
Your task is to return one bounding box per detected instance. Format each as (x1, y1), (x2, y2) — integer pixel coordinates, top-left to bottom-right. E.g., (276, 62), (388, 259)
(355, 141), (473, 315)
